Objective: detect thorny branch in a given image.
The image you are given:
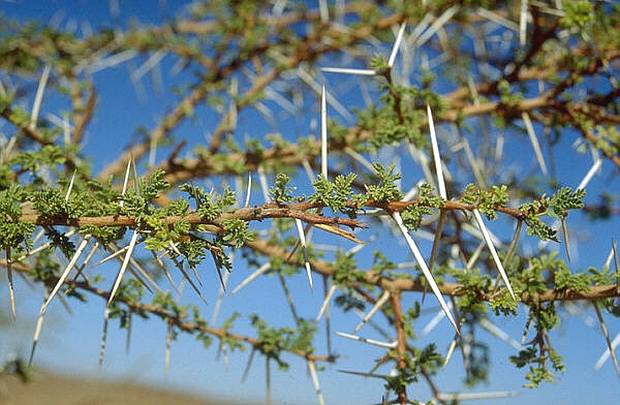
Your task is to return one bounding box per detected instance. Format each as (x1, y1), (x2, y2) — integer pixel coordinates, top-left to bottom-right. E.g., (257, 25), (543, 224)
(1, 1), (619, 403)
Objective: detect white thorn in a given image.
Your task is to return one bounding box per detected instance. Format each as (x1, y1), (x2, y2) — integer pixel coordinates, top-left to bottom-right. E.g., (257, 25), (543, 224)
(30, 65), (51, 130)
(29, 300), (46, 366)
(148, 137), (157, 168)
(128, 254), (162, 293)
(244, 172), (252, 207)
(307, 360), (326, 405)
(122, 159), (132, 195)
(473, 209), (517, 301)
(131, 157), (140, 194)
(294, 219), (313, 290)
(32, 229), (46, 244)
(126, 312), (132, 354)
(16, 230), (77, 262)
(443, 336), (458, 367)
(354, 290), (390, 333)
(520, 0), (528, 47)
(317, 284), (337, 321)
(595, 332), (620, 370)
(320, 67), (377, 76)
(297, 68), (353, 120)
(522, 112), (548, 175)
(577, 158), (602, 191)
(277, 273), (300, 323)
(427, 105), (447, 200)
(266, 358), (272, 405)
(130, 51), (165, 83)
(40, 235), (91, 315)
(388, 23), (407, 68)
(416, 6), (460, 47)
(211, 261), (233, 325)
(561, 219), (572, 262)
(344, 147), (376, 173)
(476, 7), (519, 31)
(232, 262), (271, 295)
(392, 212), (459, 334)
(466, 241), (486, 270)
(336, 332), (397, 349)
(479, 318), (523, 351)
(169, 247), (207, 305)
(65, 170), (77, 202)
(6, 247), (16, 320)
(437, 391), (519, 401)
(318, 0), (328, 23)
(257, 166), (271, 203)
(321, 84), (328, 179)
(165, 322), (173, 375)
(71, 240), (100, 282)
(337, 369), (389, 379)
(99, 307), (109, 368)
(593, 302), (620, 376)
(98, 245), (129, 265)
(241, 347), (256, 383)
(302, 159), (317, 184)
(82, 50), (137, 75)
(107, 231), (139, 306)
(421, 301), (454, 337)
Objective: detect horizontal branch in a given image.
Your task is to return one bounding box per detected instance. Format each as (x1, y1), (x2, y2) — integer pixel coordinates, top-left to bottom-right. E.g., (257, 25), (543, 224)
(18, 205), (365, 230)
(246, 239), (620, 303)
(0, 259), (332, 364)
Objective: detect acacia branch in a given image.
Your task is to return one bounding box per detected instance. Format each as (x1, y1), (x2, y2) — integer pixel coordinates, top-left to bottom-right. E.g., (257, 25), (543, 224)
(0, 259), (332, 364)
(246, 239), (620, 303)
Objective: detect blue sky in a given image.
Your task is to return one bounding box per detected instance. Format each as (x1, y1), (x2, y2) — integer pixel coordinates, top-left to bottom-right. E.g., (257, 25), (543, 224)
(1, 1), (619, 404)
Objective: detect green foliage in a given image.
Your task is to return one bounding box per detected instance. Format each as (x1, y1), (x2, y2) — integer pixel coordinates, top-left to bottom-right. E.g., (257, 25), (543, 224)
(549, 187), (585, 220)
(554, 263), (590, 293)
(401, 183), (443, 229)
(519, 188), (585, 241)
(0, 185), (34, 250)
(368, 54), (389, 74)
(358, 83), (442, 149)
(75, 179), (127, 243)
(219, 312), (245, 353)
(451, 268), (490, 315)
(143, 206), (190, 252)
(560, 1), (593, 30)
(362, 163), (403, 203)
(309, 173), (356, 214)
(332, 251), (365, 287)
(120, 169), (169, 220)
(270, 173), (294, 204)
(497, 80), (523, 106)
(489, 288), (519, 316)
(220, 218), (252, 248)
(462, 184), (508, 220)
(12, 145), (65, 175)
(385, 352), (417, 394)
(29, 187), (73, 218)
(402, 301), (421, 339)
(152, 291), (177, 312)
(371, 251), (397, 276)
(250, 315), (317, 370)
(181, 183), (236, 221)
(510, 303), (564, 388)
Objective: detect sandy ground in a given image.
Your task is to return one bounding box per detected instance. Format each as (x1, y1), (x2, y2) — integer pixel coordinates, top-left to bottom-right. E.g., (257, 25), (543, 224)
(0, 370), (237, 405)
